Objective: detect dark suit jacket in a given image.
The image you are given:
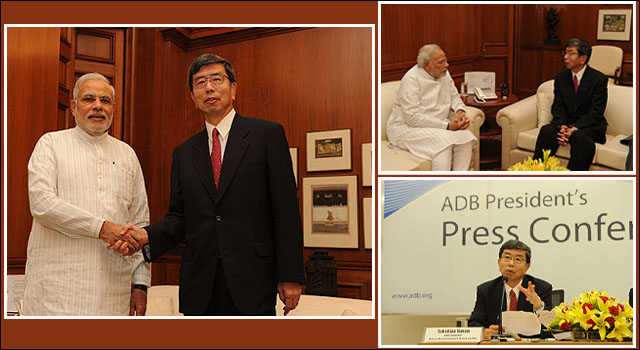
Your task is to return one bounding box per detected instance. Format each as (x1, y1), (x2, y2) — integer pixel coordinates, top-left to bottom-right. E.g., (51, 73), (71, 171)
(468, 275), (553, 338)
(145, 114), (304, 315)
(550, 65), (608, 143)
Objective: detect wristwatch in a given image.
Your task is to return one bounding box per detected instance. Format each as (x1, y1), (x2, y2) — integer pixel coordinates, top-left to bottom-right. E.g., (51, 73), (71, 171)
(534, 301), (545, 314)
(133, 284), (148, 292)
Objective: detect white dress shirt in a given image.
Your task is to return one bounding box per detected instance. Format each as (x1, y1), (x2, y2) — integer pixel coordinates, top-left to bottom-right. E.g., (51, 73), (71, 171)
(573, 65), (587, 86)
(205, 108), (236, 162)
(386, 65), (477, 160)
(23, 126), (150, 316)
(505, 280), (545, 314)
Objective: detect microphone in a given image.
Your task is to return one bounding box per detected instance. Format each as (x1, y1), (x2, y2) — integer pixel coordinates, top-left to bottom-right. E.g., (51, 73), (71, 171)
(499, 276), (508, 336)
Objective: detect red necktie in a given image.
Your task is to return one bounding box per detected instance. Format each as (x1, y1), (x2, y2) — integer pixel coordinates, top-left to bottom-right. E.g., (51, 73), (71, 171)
(510, 289), (518, 311)
(573, 75), (579, 94)
(211, 128), (221, 188)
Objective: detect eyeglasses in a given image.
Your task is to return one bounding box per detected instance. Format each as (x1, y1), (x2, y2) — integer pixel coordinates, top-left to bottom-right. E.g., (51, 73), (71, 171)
(500, 255), (526, 264)
(193, 74), (229, 90)
(76, 95), (114, 107)
(561, 50), (579, 57)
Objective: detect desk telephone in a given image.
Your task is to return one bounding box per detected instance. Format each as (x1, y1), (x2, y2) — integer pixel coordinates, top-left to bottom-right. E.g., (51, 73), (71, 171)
(473, 87), (498, 104)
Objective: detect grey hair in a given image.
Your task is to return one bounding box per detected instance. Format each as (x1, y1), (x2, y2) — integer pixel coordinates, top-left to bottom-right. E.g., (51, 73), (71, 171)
(499, 239), (532, 264)
(187, 53), (236, 91)
(417, 44), (443, 67)
(565, 38), (592, 64)
(72, 73), (115, 100)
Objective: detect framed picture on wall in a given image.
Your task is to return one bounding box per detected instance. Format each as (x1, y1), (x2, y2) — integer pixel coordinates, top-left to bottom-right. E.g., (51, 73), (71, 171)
(306, 129), (352, 172)
(302, 175), (358, 248)
(361, 142), (372, 187)
(597, 9), (632, 41)
(289, 147), (298, 187)
(363, 197), (372, 249)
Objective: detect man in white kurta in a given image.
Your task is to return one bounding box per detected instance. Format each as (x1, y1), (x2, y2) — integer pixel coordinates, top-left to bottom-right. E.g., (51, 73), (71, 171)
(23, 73), (150, 316)
(386, 45), (476, 171)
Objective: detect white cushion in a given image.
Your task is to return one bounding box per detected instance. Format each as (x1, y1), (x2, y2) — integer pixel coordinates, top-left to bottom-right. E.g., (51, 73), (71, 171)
(380, 141), (430, 171)
(536, 92), (554, 127)
(276, 294), (372, 316)
(604, 84), (633, 136)
(590, 45), (623, 77)
(146, 285), (182, 316)
(146, 296), (177, 316)
(596, 134), (631, 170)
(381, 80), (402, 141)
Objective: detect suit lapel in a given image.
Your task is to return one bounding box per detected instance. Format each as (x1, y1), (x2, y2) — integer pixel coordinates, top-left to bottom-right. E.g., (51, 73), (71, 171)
(517, 275), (531, 311)
(495, 279), (507, 313)
(573, 66), (593, 111)
(215, 115), (249, 202)
(190, 129), (217, 203)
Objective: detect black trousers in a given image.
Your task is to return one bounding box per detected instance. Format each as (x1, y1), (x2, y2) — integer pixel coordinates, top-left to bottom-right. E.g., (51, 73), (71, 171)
(184, 258), (276, 316)
(533, 124), (599, 171)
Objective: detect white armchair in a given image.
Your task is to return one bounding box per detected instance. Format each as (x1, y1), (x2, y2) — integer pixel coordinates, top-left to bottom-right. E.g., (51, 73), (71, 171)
(589, 45), (623, 84)
(380, 80), (485, 171)
(145, 285), (372, 316)
(496, 80), (633, 170)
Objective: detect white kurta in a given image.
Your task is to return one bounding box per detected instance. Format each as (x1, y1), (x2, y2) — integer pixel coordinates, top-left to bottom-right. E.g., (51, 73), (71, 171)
(386, 65), (477, 160)
(23, 126), (150, 316)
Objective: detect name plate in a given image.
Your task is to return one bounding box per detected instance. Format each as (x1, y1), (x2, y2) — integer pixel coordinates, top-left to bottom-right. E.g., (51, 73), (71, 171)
(422, 327), (483, 343)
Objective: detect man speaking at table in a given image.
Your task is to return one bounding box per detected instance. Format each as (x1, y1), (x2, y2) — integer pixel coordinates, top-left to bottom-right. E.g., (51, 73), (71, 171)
(468, 240), (553, 339)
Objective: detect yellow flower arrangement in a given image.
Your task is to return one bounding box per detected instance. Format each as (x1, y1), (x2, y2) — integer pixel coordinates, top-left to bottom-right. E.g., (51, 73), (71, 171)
(546, 289), (633, 341)
(508, 149), (569, 171)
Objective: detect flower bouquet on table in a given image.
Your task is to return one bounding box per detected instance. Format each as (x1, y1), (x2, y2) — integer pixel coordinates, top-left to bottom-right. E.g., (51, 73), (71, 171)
(508, 149), (569, 171)
(546, 290), (633, 342)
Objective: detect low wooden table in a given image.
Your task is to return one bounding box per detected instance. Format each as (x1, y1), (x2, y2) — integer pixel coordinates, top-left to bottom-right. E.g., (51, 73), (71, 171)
(464, 94), (519, 170)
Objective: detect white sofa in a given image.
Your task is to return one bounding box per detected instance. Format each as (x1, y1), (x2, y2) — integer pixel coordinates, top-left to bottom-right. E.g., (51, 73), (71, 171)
(146, 285), (372, 316)
(380, 80), (485, 171)
(496, 80), (633, 170)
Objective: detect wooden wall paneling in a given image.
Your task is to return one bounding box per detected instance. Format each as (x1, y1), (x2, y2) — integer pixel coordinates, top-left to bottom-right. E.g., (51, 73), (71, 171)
(58, 28), (74, 130)
(517, 47), (542, 97)
(481, 4), (510, 44)
(516, 4), (634, 91)
(381, 4), (485, 83)
(620, 54), (633, 85)
(129, 28), (159, 189)
(541, 46), (565, 83)
(6, 27), (62, 273)
(513, 5), (523, 95)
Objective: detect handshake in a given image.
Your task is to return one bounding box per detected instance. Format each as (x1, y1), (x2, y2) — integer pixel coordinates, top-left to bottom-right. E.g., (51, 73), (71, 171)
(98, 221), (149, 256)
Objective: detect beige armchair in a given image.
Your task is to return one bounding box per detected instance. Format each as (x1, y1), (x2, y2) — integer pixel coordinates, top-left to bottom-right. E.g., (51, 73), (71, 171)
(589, 45), (623, 84)
(496, 80), (633, 170)
(145, 285), (372, 316)
(380, 80), (485, 171)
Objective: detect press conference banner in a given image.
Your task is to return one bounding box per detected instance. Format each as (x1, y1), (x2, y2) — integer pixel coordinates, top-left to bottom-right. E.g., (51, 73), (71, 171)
(381, 179), (635, 314)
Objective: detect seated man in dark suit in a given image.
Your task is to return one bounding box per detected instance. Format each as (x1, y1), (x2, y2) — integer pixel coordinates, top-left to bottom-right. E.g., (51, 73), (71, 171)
(533, 38), (608, 171)
(469, 240), (553, 340)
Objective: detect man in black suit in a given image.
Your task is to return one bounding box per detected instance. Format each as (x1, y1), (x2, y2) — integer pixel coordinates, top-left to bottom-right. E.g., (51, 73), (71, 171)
(114, 53), (304, 316)
(533, 38), (608, 171)
(468, 240), (553, 339)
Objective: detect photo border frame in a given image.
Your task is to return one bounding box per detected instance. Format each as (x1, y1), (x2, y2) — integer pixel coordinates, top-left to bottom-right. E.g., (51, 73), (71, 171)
(597, 9), (632, 41)
(363, 197), (372, 249)
(361, 142), (372, 187)
(306, 129), (352, 172)
(289, 147), (298, 187)
(302, 175), (358, 248)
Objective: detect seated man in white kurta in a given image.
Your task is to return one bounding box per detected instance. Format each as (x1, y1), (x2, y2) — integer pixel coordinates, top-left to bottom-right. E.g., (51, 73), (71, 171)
(386, 44), (476, 171)
(23, 73), (150, 316)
